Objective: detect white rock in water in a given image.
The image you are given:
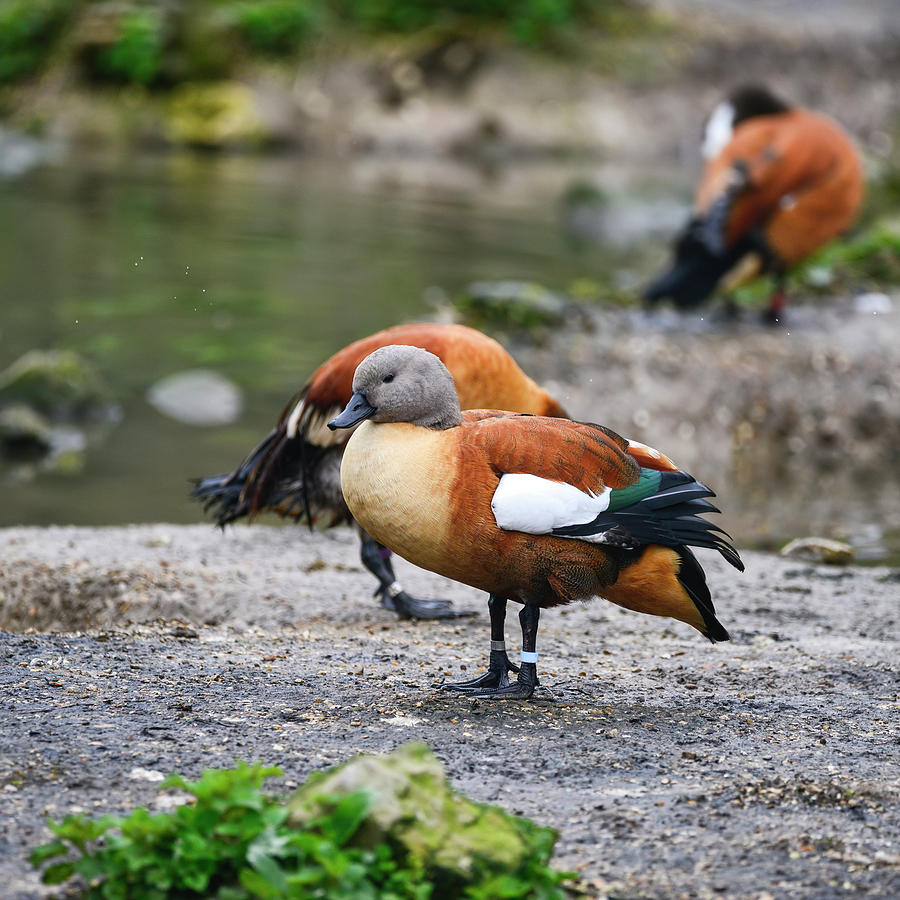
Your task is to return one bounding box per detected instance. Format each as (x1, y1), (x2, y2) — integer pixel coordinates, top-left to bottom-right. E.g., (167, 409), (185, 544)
(147, 369), (242, 426)
(853, 292), (893, 315)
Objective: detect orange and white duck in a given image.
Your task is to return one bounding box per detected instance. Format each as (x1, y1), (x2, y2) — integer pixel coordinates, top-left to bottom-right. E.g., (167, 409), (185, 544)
(645, 84), (864, 321)
(329, 345), (743, 700)
(192, 323), (567, 620)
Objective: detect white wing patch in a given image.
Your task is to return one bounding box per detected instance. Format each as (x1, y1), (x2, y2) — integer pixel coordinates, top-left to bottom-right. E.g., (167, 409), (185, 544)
(491, 473), (611, 535)
(701, 101), (735, 160)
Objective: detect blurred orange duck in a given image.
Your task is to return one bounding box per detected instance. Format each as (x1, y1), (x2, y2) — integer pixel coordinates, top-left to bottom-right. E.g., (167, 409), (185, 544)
(329, 346), (743, 700)
(645, 84), (864, 321)
(192, 323), (567, 620)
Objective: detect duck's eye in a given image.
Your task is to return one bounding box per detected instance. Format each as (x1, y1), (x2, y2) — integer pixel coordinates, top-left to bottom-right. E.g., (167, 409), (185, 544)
(382, 373), (394, 384)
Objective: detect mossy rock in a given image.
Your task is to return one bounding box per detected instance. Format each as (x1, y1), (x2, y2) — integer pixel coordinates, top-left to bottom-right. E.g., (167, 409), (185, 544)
(287, 742), (559, 897)
(453, 280), (569, 335)
(0, 404), (52, 459)
(0, 350), (109, 418)
(166, 81), (267, 148)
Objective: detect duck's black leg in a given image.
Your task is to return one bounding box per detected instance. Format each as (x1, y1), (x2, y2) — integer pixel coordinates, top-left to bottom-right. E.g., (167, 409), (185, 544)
(469, 602), (541, 701)
(439, 595), (519, 692)
(358, 529), (468, 620)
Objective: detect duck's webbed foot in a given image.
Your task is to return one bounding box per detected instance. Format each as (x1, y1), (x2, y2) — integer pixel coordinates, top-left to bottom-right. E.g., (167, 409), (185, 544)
(466, 602), (542, 701)
(440, 599), (542, 701)
(379, 584), (469, 620)
(360, 530), (471, 619)
(438, 646), (520, 692)
(469, 662), (539, 700)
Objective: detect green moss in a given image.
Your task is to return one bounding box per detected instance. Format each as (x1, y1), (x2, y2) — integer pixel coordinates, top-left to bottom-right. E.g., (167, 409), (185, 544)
(452, 280), (569, 336)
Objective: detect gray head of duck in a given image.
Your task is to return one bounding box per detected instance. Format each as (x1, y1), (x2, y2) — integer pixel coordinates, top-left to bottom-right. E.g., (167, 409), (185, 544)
(327, 345), (463, 431)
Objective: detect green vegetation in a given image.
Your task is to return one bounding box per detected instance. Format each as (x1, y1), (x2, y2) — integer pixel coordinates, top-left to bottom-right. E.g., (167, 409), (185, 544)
(90, 8), (167, 85)
(0, 0), (72, 83)
(0, 0), (636, 88)
(451, 280), (570, 335)
(30, 750), (573, 899)
(234, 1), (325, 56)
(727, 220), (900, 306)
(792, 222), (900, 293)
(338, 0), (591, 46)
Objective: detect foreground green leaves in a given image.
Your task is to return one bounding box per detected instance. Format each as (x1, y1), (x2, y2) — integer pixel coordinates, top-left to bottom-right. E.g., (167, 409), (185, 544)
(30, 749), (573, 899)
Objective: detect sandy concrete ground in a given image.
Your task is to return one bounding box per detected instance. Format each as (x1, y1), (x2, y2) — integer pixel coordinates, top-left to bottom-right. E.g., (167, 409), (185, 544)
(1, 524), (898, 899)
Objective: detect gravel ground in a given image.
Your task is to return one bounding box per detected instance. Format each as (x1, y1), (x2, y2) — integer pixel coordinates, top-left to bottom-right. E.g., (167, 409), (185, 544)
(1, 524), (898, 899)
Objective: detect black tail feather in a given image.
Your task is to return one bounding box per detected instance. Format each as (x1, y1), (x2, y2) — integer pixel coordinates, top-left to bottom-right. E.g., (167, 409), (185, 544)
(675, 545), (730, 642)
(190, 474), (250, 527)
(190, 415), (332, 527)
(552, 469), (745, 573)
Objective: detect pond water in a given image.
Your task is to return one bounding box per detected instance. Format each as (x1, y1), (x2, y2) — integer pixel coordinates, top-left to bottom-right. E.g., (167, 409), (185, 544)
(1, 151), (687, 527)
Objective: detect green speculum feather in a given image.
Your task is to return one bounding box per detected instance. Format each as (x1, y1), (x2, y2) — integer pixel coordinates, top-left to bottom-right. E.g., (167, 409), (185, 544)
(607, 468), (662, 512)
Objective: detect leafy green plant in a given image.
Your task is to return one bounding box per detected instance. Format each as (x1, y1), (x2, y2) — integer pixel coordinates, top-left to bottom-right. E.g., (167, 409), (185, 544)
(0, 0), (72, 83)
(30, 758), (573, 899)
(93, 8), (166, 85)
(233, 0), (324, 56)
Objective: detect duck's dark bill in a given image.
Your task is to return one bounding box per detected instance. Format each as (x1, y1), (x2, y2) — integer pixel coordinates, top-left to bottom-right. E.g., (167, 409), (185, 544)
(328, 392), (376, 430)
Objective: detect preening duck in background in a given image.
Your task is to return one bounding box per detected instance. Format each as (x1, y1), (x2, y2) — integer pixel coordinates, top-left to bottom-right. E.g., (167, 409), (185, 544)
(192, 323), (567, 620)
(644, 84), (864, 321)
(329, 346), (744, 701)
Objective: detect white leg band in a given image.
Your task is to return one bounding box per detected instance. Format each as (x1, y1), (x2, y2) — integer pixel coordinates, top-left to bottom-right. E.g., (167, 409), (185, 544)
(386, 581), (404, 599)
(520, 650), (538, 664)
(490, 640), (506, 651)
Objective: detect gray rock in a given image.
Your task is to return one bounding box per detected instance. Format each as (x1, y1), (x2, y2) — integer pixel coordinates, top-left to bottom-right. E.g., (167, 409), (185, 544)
(780, 537), (854, 565)
(146, 369), (242, 426)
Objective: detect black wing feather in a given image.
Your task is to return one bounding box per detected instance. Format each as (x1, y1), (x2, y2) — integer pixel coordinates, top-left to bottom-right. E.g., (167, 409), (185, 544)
(552, 469), (745, 572)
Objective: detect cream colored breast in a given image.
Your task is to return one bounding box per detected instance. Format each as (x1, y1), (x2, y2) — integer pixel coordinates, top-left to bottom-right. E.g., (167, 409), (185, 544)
(340, 421), (456, 567)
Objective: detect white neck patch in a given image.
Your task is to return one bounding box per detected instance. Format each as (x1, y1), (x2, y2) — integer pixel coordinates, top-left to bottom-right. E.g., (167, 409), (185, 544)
(701, 101), (735, 160)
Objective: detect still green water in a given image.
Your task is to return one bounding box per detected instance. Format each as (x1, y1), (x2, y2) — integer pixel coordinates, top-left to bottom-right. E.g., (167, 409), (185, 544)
(2, 152), (674, 526)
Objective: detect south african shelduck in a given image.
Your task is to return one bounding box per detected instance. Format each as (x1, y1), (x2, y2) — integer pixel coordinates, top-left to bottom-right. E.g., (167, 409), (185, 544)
(645, 84), (864, 321)
(329, 345), (743, 700)
(192, 323), (567, 620)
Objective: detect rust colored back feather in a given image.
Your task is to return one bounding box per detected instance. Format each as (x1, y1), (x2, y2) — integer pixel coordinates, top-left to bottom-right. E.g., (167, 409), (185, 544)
(460, 413), (640, 494)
